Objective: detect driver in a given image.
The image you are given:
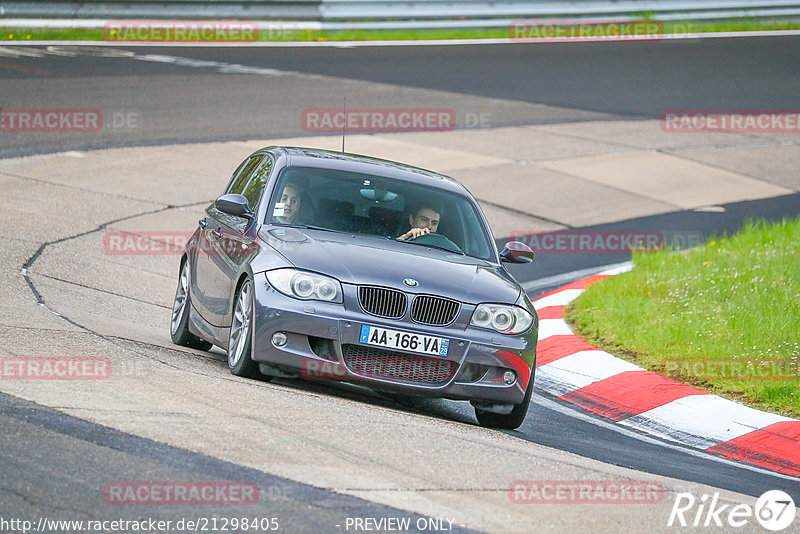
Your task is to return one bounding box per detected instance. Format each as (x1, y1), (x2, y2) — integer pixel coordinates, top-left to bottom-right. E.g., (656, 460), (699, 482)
(397, 203), (441, 240)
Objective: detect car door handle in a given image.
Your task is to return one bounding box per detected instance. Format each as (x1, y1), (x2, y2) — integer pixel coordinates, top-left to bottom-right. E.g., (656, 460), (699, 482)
(198, 218), (208, 228)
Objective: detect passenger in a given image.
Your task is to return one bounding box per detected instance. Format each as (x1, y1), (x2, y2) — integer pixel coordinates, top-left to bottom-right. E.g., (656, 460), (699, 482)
(397, 203), (441, 240)
(272, 181), (303, 224)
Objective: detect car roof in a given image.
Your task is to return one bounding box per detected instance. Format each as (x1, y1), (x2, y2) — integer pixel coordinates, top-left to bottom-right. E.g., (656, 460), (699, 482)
(260, 146), (470, 196)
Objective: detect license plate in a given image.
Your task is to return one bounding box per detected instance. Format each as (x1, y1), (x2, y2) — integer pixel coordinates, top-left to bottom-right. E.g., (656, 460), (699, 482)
(359, 325), (449, 357)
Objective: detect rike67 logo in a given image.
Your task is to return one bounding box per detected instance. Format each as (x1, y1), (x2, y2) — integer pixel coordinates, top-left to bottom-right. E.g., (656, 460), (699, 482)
(668, 490), (796, 531)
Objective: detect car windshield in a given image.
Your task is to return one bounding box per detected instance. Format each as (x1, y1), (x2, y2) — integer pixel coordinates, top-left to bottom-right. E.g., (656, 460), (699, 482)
(266, 166), (496, 261)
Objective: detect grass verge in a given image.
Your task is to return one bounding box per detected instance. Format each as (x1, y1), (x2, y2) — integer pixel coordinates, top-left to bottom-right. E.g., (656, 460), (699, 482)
(1, 18), (799, 42)
(566, 218), (800, 418)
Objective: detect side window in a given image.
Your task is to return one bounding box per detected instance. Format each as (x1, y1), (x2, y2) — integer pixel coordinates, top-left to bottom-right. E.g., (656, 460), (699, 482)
(225, 155), (263, 196)
(241, 157), (273, 210)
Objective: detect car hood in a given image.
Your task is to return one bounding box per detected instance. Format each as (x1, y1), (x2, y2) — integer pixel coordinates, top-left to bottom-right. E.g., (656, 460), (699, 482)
(257, 227), (521, 304)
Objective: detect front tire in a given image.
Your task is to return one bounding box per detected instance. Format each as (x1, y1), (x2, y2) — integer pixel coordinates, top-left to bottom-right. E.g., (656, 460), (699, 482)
(227, 278), (260, 378)
(475, 370), (534, 430)
(170, 260), (213, 351)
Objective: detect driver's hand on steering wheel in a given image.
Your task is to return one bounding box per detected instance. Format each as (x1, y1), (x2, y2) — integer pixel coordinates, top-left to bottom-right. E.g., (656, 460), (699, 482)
(397, 227), (431, 240)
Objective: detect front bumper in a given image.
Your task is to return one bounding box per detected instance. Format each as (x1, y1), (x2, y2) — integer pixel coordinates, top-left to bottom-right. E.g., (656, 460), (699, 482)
(251, 274), (537, 405)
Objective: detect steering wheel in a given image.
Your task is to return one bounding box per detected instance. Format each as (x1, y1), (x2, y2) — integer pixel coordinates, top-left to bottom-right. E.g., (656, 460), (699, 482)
(407, 232), (463, 254)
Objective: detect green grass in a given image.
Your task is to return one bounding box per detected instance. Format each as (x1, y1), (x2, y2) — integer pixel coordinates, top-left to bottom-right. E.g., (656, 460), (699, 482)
(566, 218), (800, 418)
(1, 18), (799, 42)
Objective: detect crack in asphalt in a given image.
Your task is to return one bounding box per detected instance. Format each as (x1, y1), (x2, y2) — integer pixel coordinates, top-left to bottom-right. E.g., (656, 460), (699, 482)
(56, 407), (196, 416)
(32, 272), (171, 310)
(0, 325), (89, 333)
(0, 169), (168, 206)
(17, 200), (227, 376)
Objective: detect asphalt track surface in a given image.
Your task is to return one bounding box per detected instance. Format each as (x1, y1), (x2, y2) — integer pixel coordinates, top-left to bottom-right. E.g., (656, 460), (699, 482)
(159, 37), (800, 117)
(2, 36), (800, 156)
(1, 38), (800, 531)
(1, 392), (469, 534)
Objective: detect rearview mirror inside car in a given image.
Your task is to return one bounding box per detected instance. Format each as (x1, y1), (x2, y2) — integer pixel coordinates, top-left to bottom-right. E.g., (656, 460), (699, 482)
(360, 177), (398, 203)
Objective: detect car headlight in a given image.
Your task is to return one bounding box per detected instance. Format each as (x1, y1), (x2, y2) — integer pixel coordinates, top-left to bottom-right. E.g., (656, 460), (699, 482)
(266, 269), (343, 303)
(470, 304), (533, 335)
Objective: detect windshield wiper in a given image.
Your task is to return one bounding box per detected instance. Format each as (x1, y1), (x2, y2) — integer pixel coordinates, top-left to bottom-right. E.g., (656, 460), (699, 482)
(398, 239), (465, 255)
(272, 223), (350, 234)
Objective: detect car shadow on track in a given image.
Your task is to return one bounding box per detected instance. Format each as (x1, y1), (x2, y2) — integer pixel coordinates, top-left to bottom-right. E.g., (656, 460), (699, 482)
(199, 346), (480, 427)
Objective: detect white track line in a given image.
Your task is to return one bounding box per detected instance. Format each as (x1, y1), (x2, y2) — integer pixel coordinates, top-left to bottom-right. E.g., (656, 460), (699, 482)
(536, 319), (575, 340)
(620, 394), (795, 449)
(523, 261), (633, 293)
(1, 30), (799, 47)
(531, 266), (799, 479)
(533, 289), (585, 310)
(537, 350), (642, 395)
(532, 391), (800, 482)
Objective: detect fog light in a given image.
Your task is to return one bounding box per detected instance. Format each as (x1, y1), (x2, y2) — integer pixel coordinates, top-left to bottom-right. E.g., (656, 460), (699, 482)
(503, 370), (516, 385)
(271, 332), (288, 347)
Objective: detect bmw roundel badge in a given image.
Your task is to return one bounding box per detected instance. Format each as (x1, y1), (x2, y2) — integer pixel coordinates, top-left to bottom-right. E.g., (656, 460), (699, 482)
(403, 278), (419, 287)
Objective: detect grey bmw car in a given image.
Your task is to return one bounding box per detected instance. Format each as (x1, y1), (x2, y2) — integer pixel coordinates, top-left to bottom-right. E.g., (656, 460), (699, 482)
(170, 146), (538, 429)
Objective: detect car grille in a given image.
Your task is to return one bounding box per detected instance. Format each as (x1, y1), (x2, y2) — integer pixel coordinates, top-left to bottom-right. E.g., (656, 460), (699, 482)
(411, 295), (461, 326)
(358, 286), (407, 319)
(342, 344), (456, 384)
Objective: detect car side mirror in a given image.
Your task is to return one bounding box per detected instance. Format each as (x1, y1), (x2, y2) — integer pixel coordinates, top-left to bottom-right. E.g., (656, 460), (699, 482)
(500, 241), (535, 264)
(215, 194), (254, 219)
